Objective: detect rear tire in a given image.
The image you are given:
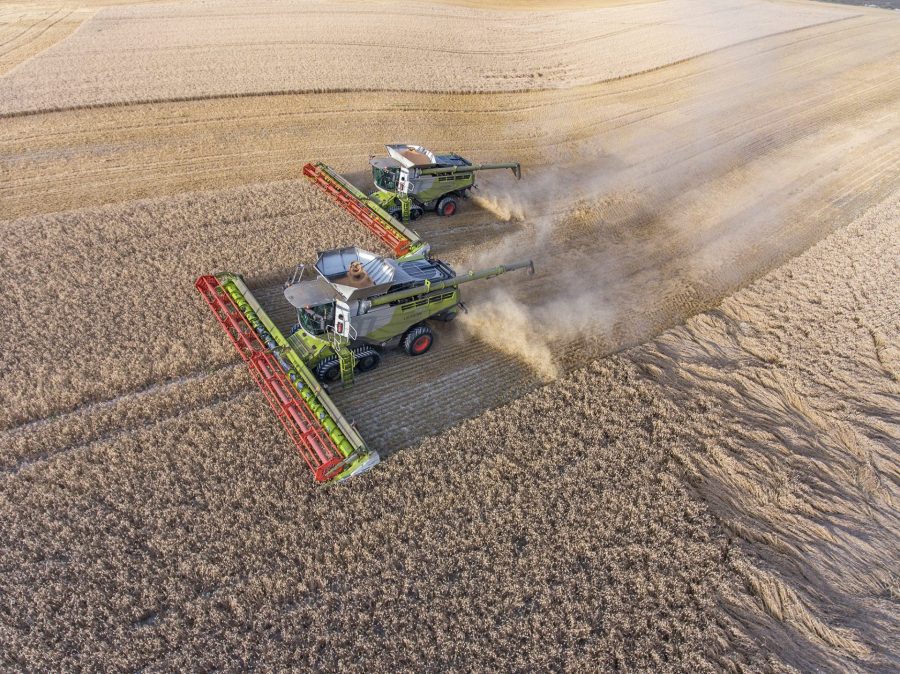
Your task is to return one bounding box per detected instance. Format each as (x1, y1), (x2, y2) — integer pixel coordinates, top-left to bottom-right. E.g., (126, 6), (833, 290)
(437, 196), (458, 217)
(402, 325), (434, 356)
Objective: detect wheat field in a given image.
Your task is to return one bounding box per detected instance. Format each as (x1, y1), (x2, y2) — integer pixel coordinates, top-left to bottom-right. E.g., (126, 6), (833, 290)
(1, 0), (898, 671)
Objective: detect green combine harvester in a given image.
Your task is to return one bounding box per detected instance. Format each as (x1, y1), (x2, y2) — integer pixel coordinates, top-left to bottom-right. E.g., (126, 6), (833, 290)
(195, 158), (533, 484)
(365, 144), (520, 222)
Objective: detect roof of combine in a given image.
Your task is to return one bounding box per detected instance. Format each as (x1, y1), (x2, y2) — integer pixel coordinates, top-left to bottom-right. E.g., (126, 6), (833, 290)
(384, 144), (471, 169)
(306, 247), (451, 302)
(370, 156), (401, 170)
(433, 153), (470, 167)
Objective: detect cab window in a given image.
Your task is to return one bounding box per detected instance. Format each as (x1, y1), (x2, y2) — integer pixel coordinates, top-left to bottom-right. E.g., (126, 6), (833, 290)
(298, 302), (334, 335)
(373, 166), (399, 191)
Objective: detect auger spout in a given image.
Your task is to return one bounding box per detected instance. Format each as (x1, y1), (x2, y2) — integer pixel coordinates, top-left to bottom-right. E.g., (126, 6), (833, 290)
(368, 259), (534, 307)
(419, 162), (521, 180)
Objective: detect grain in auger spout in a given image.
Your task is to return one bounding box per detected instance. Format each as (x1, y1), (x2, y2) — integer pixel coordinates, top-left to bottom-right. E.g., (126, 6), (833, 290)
(196, 167), (533, 484)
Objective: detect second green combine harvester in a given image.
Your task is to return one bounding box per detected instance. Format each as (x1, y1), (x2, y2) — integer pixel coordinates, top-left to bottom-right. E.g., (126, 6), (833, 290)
(196, 151), (532, 485)
(368, 144), (519, 223)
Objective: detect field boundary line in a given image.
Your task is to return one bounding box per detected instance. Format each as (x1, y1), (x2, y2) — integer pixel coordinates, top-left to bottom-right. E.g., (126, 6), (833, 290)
(0, 7), (64, 50)
(0, 7), (88, 77)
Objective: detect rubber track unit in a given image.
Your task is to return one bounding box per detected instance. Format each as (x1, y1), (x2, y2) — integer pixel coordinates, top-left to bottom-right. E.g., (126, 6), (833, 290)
(195, 274), (345, 482)
(315, 347), (380, 380)
(302, 162), (412, 257)
(352, 346), (380, 368)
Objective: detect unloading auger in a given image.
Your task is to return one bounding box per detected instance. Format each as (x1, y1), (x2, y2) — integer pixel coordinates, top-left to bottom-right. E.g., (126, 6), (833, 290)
(197, 161), (533, 484)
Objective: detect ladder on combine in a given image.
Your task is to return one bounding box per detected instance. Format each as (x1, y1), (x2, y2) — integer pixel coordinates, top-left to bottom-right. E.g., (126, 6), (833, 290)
(302, 162), (426, 259)
(337, 343), (355, 386)
(327, 325), (357, 387)
(400, 195), (411, 224)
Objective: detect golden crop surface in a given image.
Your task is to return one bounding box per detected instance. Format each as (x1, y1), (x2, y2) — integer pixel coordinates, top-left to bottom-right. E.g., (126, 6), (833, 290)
(0, 0), (898, 671)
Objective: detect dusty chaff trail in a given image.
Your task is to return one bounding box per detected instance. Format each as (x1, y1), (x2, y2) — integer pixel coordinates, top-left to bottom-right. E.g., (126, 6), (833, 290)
(197, 161), (534, 483)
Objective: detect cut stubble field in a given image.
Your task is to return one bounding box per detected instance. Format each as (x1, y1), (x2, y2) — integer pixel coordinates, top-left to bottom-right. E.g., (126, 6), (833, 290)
(1, 0), (899, 672)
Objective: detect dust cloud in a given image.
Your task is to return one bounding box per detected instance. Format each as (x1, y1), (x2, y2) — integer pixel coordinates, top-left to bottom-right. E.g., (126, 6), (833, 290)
(459, 288), (560, 380)
(460, 11), (801, 377)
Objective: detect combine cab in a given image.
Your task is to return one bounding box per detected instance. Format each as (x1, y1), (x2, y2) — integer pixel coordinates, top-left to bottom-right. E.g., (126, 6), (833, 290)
(197, 162), (533, 483)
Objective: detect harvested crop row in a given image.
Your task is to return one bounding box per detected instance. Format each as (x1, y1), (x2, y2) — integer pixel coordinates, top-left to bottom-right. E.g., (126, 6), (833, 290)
(0, 0), (860, 115)
(339, 108), (898, 452)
